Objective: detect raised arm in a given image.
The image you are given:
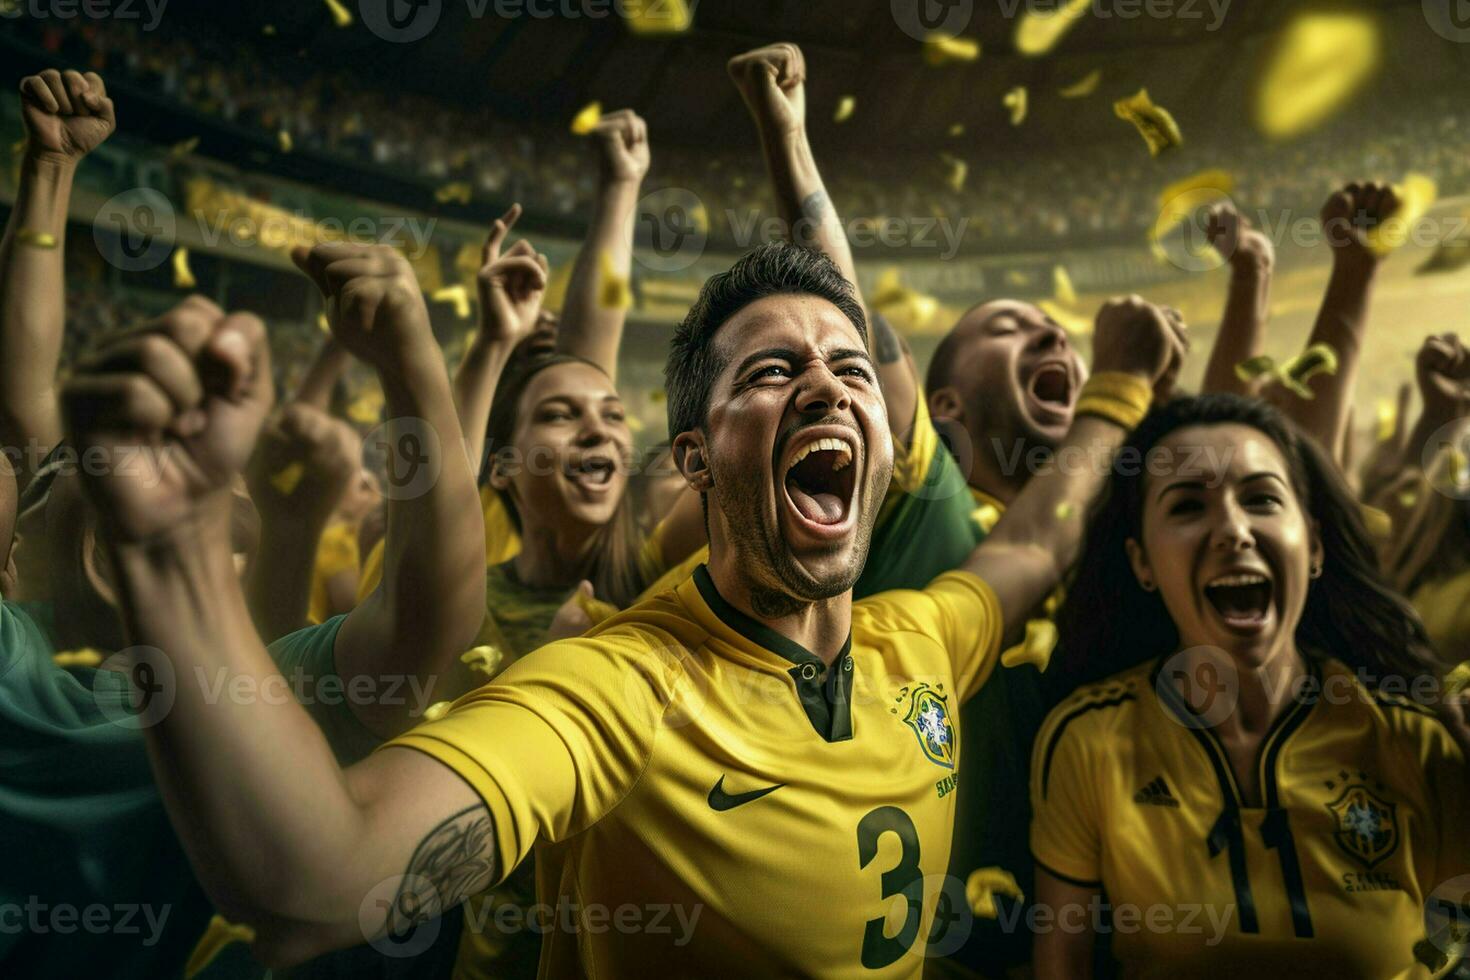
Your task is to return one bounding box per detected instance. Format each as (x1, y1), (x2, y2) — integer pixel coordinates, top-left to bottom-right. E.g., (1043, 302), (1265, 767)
(244, 402), (359, 641)
(557, 110), (649, 381)
(455, 204), (547, 468)
(728, 43), (919, 442)
(1404, 333), (1470, 472)
(1273, 182), (1397, 461)
(292, 244), (487, 737)
(966, 297), (1187, 635)
(291, 335), (352, 412)
(1, 70), (114, 487)
(61, 301), (494, 960)
(1200, 202), (1274, 396)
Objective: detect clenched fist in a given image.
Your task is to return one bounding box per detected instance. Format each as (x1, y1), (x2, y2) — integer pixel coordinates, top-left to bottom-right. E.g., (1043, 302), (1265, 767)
(19, 69), (115, 164)
(1416, 332), (1470, 425)
(1320, 181), (1399, 266)
(591, 109), (651, 186)
(728, 43), (807, 137)
(1090, 295), (1190, 396)
(246, 402), (362, 529)
(1205, 202), (1274, 274)
(61, 296), (273, 542)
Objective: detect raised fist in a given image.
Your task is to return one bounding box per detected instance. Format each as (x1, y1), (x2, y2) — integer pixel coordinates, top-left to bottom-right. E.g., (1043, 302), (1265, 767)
(19, 69), (115, 163)
(1416, 332), (1470, 425)
(728, 43), (807, 136)
(476, 204), (549, 350)
(1205, 202), (1274, 273)
(61, 296), (273, 542)
(245, 402), (362, 528)
(591, 109), (651, 186)
(1090, 295), (1189, 393)
(1320, 181), (1399, 265)
(291, 243), (435, 380)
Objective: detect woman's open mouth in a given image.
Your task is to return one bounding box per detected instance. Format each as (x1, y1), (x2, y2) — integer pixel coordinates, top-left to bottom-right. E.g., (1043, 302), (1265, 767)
(780, 431), (859, 540)
(1202, 570), (1274, 634)
(565, 456), (618, 494)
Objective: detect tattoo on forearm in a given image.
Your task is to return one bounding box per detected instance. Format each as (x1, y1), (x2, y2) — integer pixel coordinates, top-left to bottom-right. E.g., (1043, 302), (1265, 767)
(795, 191), (830, 245)
(386, 805), (497, 936)
(871, 311), (903, 365)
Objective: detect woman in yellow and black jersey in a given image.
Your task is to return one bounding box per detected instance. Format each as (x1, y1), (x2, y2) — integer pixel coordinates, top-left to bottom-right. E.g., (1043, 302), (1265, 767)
(1031, 394), (1469, 979)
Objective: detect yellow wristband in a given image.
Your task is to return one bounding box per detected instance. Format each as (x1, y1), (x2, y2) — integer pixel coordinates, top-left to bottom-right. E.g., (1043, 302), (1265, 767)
(1074, 371), (1153, 431)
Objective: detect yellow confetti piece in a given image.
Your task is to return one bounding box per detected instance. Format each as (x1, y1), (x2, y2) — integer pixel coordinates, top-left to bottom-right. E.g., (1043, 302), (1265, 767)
(346, 389), (384, 425)
(1055, 501), (1075, 520)
(422, 700), (452, 722)
(939, 153), (968, 193)
(971, 503), (1001, 535)
(52, 648), (103, 668)
(834, 96), (856, 124)
(461, 645), (505, 677)
(1279, 343), (1339, 399)
(1037, 300), (1093, 337)
(622, 0), (693, 34)
(1016, 0), (1092, 56)
(184, 915), (256, 979)
(1114, 88), (1182, 157)
(269, 462), (305, 496)
(1052, 266), (1077, 306)
(948, 123), (965, 137)
(871, 267), (940, 332)
(432, 284), (473, 319)
(1150, 168), (1234, 254)
(1058, 69), (1102, 98)
(277, 129), (293, 153)
(167, 136), (200, 160)
(1001, 618), (1058, 671)
(598, 250), (633, 311)
(1374, 398), (1397, 443)
(1445, 663), (1470, 697)
(966, 867), (1025, 919)
(322, 0), (352, 28)
(1234, 354), (1277, 384)
(1360, 505), (1392, 540)
(543, 260), (572, 313)
(1396, 488), (1419, 510)
(172, 247), (196, 289)
(570, 102), (603, 136)
(1255, 12), (1379, 141)
(923, 34), (981, 67)
(17, 228), (57, 249)
(1003, 86), (1028, 126)
(1363, 174), (1437, 257)
(317, 311), (331, 334)
(434, 182), (473, 205)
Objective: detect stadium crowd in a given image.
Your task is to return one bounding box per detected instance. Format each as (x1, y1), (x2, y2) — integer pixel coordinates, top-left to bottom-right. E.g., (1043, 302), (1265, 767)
(1, 28), (1469, 980)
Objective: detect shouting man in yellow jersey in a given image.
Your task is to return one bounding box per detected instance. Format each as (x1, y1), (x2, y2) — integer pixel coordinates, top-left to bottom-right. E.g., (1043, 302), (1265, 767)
(63, 242), (1183, 977)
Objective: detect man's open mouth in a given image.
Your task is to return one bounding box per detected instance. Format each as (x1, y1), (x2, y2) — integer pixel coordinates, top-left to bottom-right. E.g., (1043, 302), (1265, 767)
(1202, 570), (1274, 632)
(565, 455), (618, 492)
(1026, 362), (1074, 414)
(780, 431), (858, 534)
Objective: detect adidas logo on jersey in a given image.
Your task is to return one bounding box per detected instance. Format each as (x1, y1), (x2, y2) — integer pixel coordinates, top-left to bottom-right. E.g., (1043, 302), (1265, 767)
(1133, 776), (1179, 808)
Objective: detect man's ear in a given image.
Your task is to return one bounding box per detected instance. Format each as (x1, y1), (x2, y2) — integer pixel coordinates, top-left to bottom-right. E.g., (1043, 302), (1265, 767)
(928, 386), (964, 424)
(1125, 536), (1156, 592)
(673, 430), (714, 492)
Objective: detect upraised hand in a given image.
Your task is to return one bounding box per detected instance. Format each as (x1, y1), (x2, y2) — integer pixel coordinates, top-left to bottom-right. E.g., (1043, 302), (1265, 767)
(591, 109), (651, 186)
(476, 204), (548, 351)
(1320, 181), (1399, 266)
(1090, 295), (1190, 395)
(246, 402), (361, 529)
(20, 69), (116, 164)
(61, 296), (273, 542)
(1205, 201), (1274, 273)
(728, 43), (807, 137)
(1415, 332), (1470, 426)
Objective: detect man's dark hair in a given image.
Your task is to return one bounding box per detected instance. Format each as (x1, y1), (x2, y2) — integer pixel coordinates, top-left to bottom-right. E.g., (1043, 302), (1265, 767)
(664, 242), (867, 442)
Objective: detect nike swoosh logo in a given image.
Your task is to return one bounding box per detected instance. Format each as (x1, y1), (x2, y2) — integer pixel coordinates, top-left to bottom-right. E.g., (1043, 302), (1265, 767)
(707, 775), (785, 812)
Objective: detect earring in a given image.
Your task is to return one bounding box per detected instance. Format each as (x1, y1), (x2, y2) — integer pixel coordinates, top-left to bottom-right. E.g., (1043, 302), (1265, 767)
(1139, 579), (1156, 592)
(1310, 562), (1323, 580)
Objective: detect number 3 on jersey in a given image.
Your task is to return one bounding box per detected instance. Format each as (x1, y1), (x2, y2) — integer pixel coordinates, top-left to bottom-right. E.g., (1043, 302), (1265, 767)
(857, 806), (924, 969)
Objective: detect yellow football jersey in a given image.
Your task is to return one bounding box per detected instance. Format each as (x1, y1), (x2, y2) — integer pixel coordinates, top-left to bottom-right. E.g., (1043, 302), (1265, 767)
(1032, 656), (1470, 978)
(387, 564), (1004, 977)
(307, 521), (359, 625)
(357, 485), (521, 604)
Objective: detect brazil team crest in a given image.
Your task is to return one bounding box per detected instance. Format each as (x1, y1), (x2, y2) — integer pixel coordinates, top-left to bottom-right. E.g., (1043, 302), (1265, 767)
(1326, 784), (1399, 868)
(901, 684), (955, 770)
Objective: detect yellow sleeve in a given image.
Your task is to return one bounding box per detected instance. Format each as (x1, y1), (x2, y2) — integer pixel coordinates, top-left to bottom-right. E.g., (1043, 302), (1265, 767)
(857, 570), (1004, 701)
(1030, 702), (1104, 886)
(382, 629), (671, 881)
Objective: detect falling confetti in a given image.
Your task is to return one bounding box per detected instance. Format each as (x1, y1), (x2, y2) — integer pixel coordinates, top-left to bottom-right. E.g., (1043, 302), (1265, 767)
(570, 102), (603, 136)
(923, 35), (981, 67)
(322, 0), (352, 28)
(1015, 0), (1092, 56)
(1255, 12), (1379, 140)
(940, 153), (968, 193)
(871, 267), (941, 331)
(1038, 300), (1093, 337)
(432, 284), (473, 319)
(17, 228), (57, 249)
(52, 648), (103, 668)
(948, 123), (965, 137)
(172, 247), (196, 289)
(623, 0), (693, 34)
(834, 96), (856, 123)
(184, 916), (257, 980)
(1003, 86), (1028, 126)
(269, 462), (306, 496)
(1114, 88), (1182, 156)
(277, 129), (293, 153)
(597, 251), (633, 310)
(434, 182), (473, 205)
(972, 503), (1001, 535)
(1374, 398), (1397, 443)
(1001, 618), (1058, 670)
(966, 867), (1025, 919)
(1234, 354), (1277, 384)
(461, 645), (505, 677)
(1363, 174), (1436, 257)
(1058, 69), (1102, 98)
(1053, 266), (1077, 306)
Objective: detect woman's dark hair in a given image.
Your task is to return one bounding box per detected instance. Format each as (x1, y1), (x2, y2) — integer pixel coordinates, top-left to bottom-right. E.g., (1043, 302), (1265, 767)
(1049, 393), (1439, 703)
(486, 354), (646, 608)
